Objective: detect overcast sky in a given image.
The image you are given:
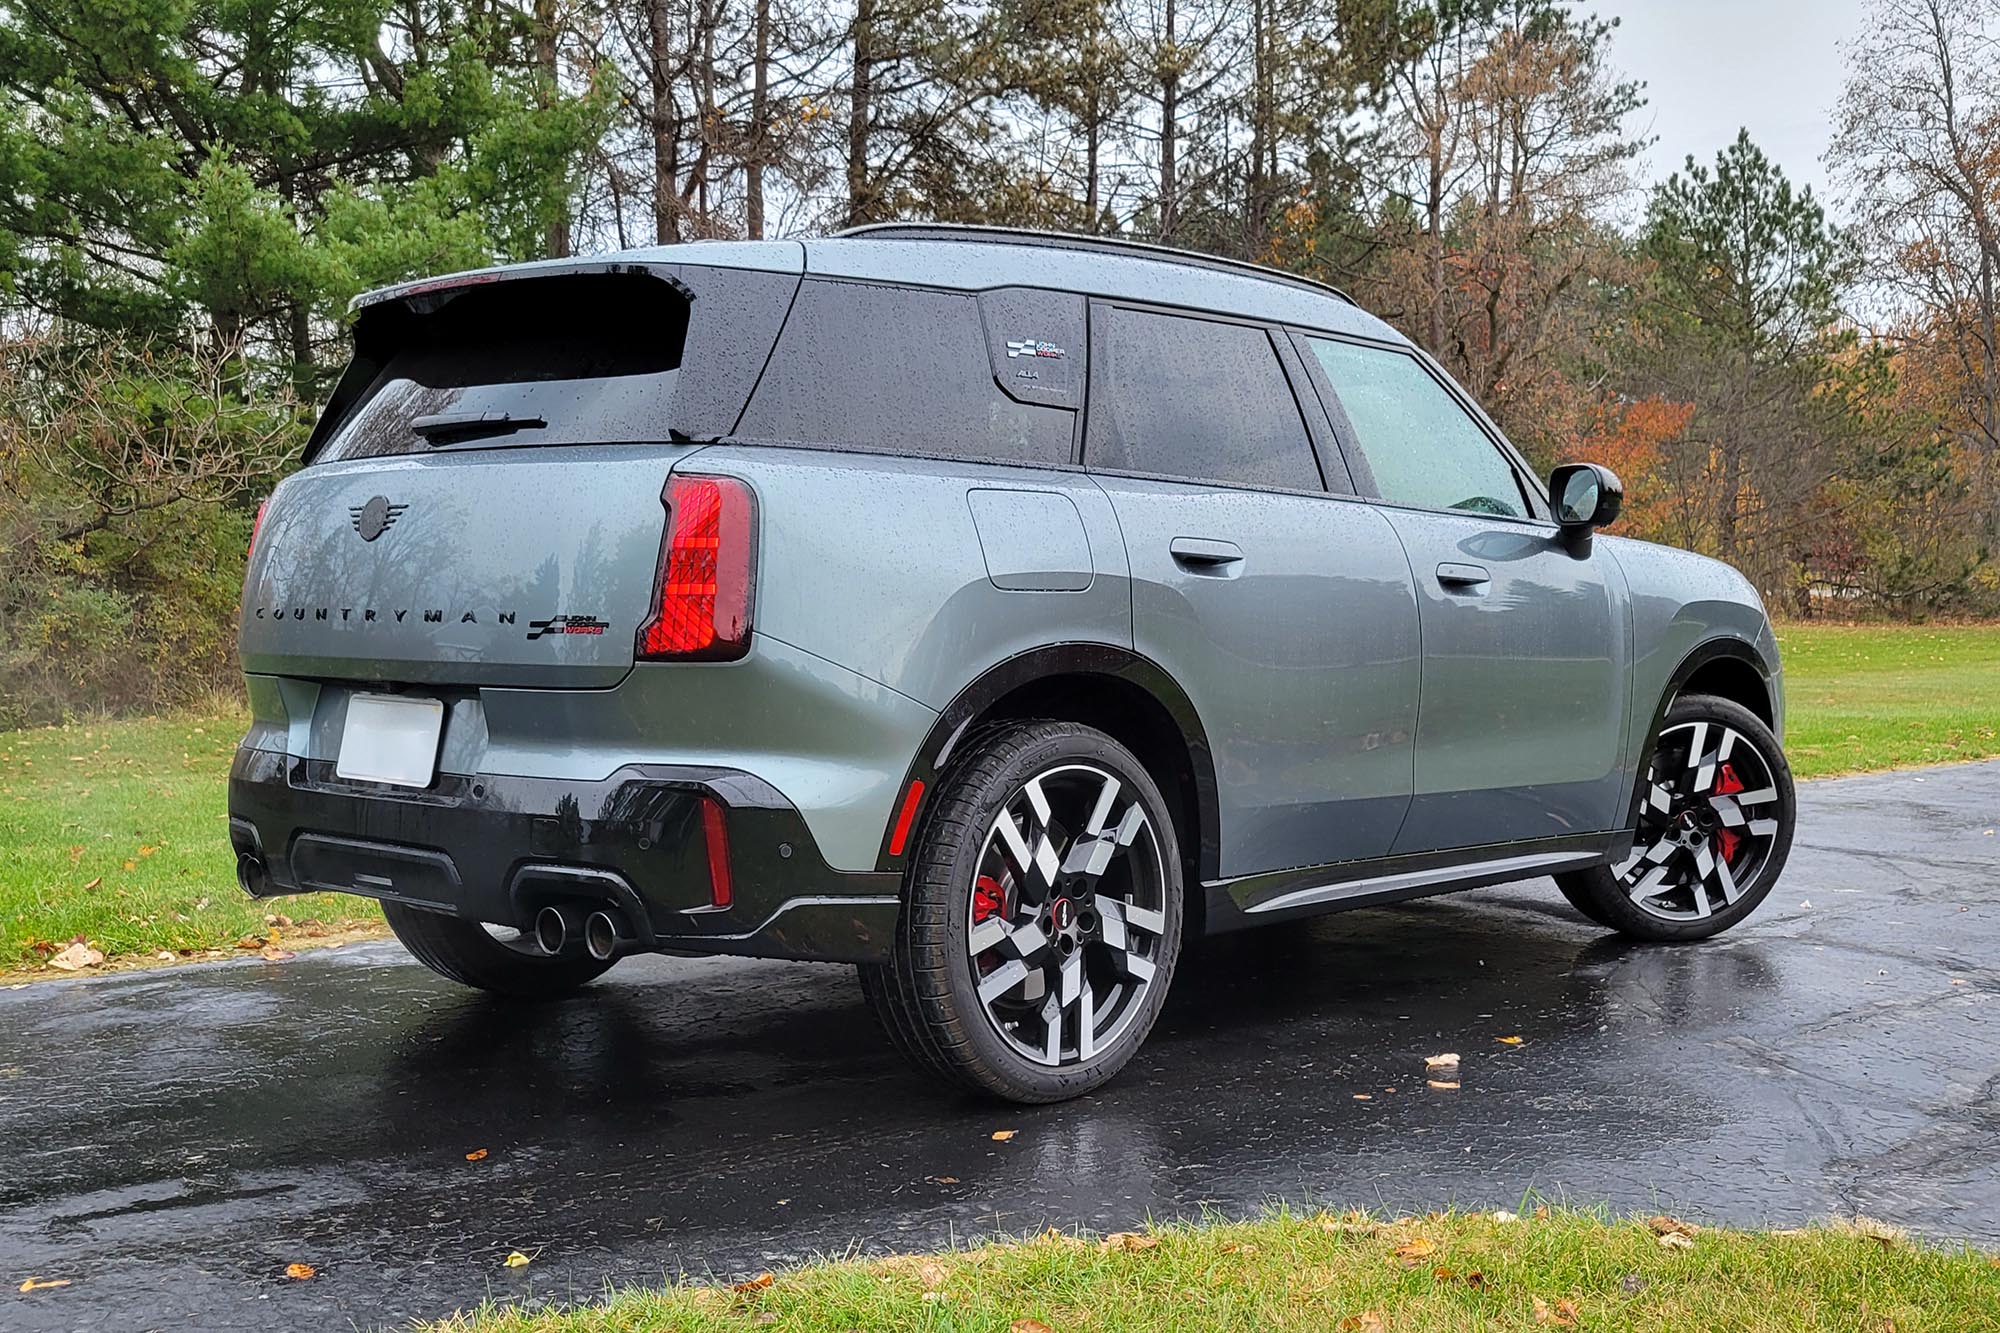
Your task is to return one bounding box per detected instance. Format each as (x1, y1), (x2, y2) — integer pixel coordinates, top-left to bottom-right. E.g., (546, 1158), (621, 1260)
(1595, 0), (1871, 214)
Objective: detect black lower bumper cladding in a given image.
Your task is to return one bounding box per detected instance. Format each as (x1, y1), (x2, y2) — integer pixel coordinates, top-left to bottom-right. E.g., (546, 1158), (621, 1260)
(227, 748), (900, 964)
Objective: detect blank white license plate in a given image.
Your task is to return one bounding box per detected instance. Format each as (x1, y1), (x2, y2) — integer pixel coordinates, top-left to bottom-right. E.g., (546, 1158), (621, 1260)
(336, 693), (444, 788)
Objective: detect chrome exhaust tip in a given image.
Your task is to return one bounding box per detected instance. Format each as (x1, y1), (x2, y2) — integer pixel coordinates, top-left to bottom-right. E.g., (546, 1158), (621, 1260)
(235, 851), (267, 897)
(584, 908), (634, 961)
(534, 903), (590, 957)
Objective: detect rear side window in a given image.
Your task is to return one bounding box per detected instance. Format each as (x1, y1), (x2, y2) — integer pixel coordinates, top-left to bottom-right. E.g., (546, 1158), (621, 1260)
(1085, 307), (1322, 491)
(735, 280), (1076, 465)
(1305, 337), (1529, 519)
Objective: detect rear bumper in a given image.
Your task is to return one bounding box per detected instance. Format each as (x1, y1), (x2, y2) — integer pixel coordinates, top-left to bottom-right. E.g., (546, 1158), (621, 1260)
(227, 747), (900, 964)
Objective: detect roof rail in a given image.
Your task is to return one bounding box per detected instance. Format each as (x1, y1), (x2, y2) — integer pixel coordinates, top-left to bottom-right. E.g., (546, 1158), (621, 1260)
(832, 222), (1357, 306)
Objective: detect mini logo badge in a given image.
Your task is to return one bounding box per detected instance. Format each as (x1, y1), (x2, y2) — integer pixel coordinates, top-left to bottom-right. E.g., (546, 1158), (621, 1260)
(1006, 339), (1068, 360)
(350, 496), (408, 542)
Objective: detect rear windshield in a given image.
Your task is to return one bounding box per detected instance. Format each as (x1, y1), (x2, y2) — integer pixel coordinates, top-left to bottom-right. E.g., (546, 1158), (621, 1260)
(316, 273), (688, 462)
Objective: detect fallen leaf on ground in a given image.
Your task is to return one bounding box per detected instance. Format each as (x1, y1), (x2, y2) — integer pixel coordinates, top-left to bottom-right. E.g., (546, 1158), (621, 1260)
(46, 941), (104, 971)
(1844, 1216), (1906, 1247)
(1496, 1035), (1525, 1045)
(1657, 1231), (1696, 1251)
(1465, 1270), (1489, 1288)
(284, 1263), (315, 1280)
(1339, 1313), (1385, 1331)
(80, 877), (100, 891)
(1393, 1237), (1436, 1265)
(155, 951), (174, 961)
(1352, 1092), (1372, 1100)
(1426, 1079), (1460, 1090)
(465, 1148), (488, 1161)
(504, 1251), (532, 1268)
(121, 859), (137, 871)
(731, 1272), (774, 1293)
(1490, 1210), (1519, 1223)
(234, 935), (264, 950)
(928, 1175), (958, 1184)
(1534, 1205), (1551, 1219)
(259, 944), (296, 962)
(18, 1277), (71, 1292)
(1011, 1321), (1055, 1333)
(1533, 1295), (1581, 1325)
(1424, 1052), (1460, 1070)
(1431, 1264), (1455, 1281)
(1645, 1215), (1698, 1238)
(1100, 1231), (1158, 1253)
(991, 1129), (1017, 1141)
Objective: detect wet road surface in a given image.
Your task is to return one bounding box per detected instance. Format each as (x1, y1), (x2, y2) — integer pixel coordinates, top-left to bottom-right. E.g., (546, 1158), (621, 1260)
(3, 762), (1997, 1330)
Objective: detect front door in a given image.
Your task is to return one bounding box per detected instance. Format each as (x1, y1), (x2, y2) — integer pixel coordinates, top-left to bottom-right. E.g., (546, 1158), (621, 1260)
(1085, 303), (1421, 877)
(1296, 333), (1630, 853)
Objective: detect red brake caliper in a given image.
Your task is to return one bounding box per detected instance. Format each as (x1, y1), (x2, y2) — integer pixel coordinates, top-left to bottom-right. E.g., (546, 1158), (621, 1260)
(1713, 763), (1745, 864)
(972, 875), (1007, 925)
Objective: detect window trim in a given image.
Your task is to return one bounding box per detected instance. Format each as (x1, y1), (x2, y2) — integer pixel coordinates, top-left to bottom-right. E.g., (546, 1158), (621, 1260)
(1288, 328), (1554, 527)
(1081, 298), (1340, 496)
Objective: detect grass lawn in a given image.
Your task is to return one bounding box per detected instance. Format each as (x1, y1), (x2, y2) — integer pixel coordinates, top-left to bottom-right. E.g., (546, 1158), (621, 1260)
(0, 710), (379, 976)
(1776, 623), (2000, 778)
(2, 622), (1998, 977)
(425, 1208), (2000, 1333)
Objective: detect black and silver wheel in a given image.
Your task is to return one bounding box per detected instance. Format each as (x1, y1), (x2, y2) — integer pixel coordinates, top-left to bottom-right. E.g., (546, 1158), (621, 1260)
(1556, 693), (1795, 942)
(382, 901), (615, 999)
(860, 720), (1183, 1102)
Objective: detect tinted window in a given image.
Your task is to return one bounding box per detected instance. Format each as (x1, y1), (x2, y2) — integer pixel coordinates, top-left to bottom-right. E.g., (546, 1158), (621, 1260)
(1306, 337), (1527, 519)
(736, 280), (1075, 464)
(1087, 308), (1321, 491)
(316, 273), (688, 462)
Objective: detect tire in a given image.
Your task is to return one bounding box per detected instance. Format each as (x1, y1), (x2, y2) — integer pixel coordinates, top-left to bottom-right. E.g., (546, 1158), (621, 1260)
(860, 719), (1184, 1102)
(1555, 875), (1617, 929)
(1555, 693), (1796, 942)
(382, 901), (615, 999)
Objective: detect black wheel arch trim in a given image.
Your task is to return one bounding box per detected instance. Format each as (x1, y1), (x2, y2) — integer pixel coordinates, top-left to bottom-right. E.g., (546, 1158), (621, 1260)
(1615, 636), (1781, 854)
(876, 643), (1222, 881)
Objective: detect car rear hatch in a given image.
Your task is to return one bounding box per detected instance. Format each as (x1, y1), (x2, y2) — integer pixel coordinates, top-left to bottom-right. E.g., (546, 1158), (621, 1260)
(240, 252), (800, 689)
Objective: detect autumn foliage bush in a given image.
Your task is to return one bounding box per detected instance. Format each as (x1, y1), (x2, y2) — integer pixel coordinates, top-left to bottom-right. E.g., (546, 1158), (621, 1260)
(0, 334), (301, 727)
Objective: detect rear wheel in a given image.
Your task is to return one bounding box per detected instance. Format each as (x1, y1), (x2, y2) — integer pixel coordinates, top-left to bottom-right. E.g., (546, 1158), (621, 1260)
(382, 901), (615, 998)
(860, 720), (1183, 1102)
(1556, 693), (1794, 942)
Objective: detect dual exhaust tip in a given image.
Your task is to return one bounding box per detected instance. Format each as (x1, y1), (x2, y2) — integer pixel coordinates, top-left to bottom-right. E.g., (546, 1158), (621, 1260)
(534, 902), (637, 962)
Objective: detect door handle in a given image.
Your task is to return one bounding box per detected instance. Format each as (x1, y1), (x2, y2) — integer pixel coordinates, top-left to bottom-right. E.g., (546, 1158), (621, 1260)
(1170, 537), (1244, 575)
(1436, 562), (1491, 590)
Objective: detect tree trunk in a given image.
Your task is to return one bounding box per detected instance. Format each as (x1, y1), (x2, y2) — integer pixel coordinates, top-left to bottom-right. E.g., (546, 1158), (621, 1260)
(747, 0), (769, 239)
(534, 0), (569, 258)
(846, 0), (876, 227)
(649, 0), (679, 245)
(1159, 0), (1177, 239)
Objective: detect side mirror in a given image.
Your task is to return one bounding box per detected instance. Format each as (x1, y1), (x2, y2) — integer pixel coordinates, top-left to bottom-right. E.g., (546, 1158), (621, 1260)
(1548, 462), (1623, 554)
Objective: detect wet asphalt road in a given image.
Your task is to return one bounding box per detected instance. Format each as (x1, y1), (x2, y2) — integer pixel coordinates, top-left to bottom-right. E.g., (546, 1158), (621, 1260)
(3, 763), (1997, 1331)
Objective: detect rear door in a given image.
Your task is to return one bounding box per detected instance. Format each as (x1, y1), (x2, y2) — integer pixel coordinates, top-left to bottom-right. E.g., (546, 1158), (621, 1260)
(1296, 334), (1630, 853)
(1085, 303), (1420, 879)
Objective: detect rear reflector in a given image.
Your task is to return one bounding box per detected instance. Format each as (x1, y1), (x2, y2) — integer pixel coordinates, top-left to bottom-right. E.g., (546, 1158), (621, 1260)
(888, 780), (926, 857)
(701, 796), (733, 909)
(249, 498), (269, 557)
(637, 475), (756, 661)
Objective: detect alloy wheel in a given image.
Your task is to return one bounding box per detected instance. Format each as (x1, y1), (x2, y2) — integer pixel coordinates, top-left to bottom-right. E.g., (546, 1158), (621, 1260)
(1615, 719), (1784, 922)
(966, 763), (1169, 1066)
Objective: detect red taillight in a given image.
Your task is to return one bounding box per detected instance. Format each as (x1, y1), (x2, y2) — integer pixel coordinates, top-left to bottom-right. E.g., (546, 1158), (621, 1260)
(636, 475), (756, 661)
(248, 499), (269, 557)
(701, 796), (733, 909)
